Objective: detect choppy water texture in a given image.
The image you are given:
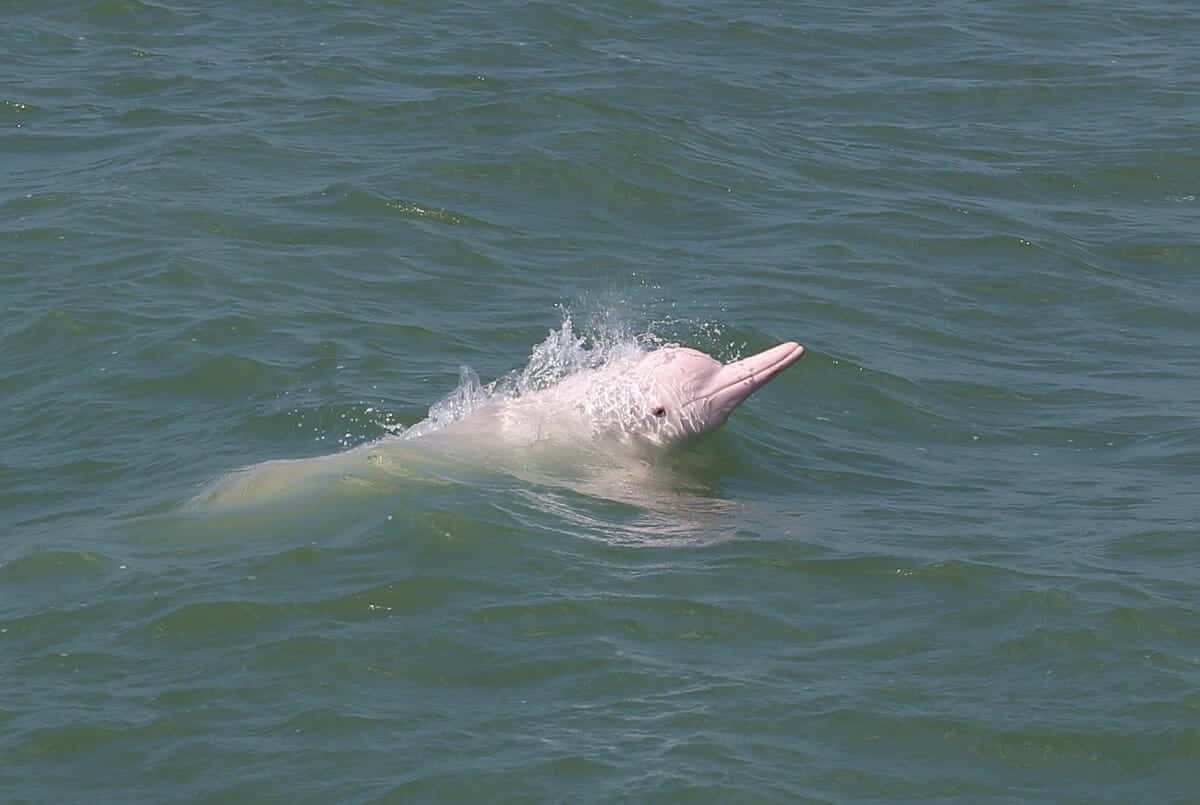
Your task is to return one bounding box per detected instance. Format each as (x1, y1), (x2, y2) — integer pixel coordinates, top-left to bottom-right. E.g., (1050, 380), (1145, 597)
(3, 1), (1199, 801)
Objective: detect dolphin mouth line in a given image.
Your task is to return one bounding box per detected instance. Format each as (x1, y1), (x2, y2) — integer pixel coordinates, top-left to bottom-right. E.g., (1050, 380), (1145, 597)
(689, 342), (805, 407)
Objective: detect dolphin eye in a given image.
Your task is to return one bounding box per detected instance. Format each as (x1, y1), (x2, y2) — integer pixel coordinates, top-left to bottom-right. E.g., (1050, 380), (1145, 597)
(651, 406), (666, 418)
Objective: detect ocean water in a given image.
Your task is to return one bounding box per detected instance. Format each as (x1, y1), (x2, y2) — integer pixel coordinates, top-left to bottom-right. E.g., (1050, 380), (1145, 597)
(3, 1), (1199, 801)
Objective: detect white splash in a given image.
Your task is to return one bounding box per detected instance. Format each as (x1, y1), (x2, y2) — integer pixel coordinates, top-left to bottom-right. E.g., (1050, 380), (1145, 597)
(400, 314), (651, 441)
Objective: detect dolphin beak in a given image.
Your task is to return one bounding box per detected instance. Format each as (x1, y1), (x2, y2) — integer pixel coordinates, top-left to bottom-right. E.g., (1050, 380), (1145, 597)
(699, 341), (805, 416)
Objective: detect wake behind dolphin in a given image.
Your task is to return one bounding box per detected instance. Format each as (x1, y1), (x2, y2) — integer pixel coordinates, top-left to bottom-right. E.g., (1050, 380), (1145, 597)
(192, 319), (804, 511)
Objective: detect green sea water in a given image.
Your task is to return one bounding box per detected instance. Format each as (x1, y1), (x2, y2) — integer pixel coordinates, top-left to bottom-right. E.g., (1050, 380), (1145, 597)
(3, 1), (1199, 801)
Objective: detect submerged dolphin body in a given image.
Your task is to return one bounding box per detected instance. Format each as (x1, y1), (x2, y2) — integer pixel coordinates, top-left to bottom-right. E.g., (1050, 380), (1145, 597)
(192, 341), (805, 509)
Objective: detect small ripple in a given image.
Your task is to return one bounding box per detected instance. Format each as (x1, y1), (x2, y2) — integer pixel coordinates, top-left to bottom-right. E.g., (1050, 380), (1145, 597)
(127, 354), (285, 399)
(0, 550), (113, 580)
(384, 199), (467, 225)
(179, 314), (268, 347)
(149, 600), (286, 638)
(10, 716), (185, 762)
(1105, 603), (1199, 640)
(281, 183), (496, 230)
(249, 635), (341, 672)
(1, 309), (112, 353)
(1107, 528), (1198, 561)
(1, 98), (40, 114)
(116, 106), (219, 127)
(311, 576), (498, 620)
(0, 190), (63, 215)
(279, 708), (386, 734)
(83, 0), (177, 22)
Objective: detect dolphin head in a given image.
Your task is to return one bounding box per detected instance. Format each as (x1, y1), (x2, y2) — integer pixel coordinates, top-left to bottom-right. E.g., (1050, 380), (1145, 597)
(629, 341), (805, 445)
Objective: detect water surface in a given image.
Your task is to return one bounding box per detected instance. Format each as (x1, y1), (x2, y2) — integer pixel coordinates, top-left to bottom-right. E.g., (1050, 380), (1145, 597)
(3, 1), (1198, 801)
